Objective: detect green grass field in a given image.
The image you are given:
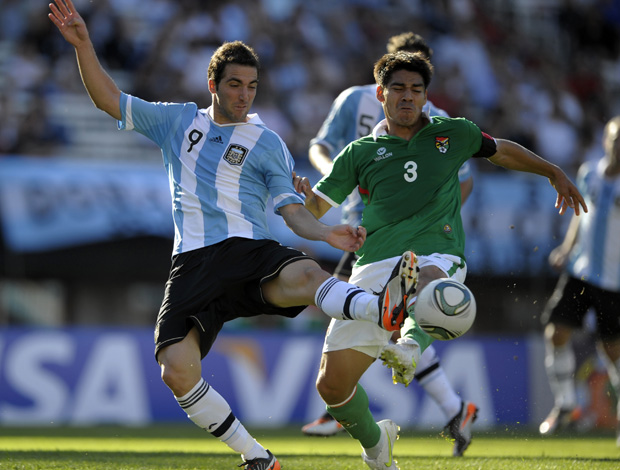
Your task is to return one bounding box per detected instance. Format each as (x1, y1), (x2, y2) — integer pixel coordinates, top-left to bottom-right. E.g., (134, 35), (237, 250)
(1, 425), (619, 470)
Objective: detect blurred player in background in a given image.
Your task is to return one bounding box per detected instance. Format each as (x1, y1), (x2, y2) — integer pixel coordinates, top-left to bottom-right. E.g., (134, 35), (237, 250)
(304, 32), (479, 458)
(49, 1), (416, 468)
(296, 50), (586, 470)
(539, 115), (620, 446)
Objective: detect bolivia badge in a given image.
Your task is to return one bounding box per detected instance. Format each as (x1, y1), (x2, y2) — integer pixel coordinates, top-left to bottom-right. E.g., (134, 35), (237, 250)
(435, 136), (449, 154)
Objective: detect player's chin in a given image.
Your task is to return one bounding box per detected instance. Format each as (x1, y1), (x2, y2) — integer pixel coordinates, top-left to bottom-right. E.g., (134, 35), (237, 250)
(395, 112), (418, 126)
(232, 107), (249, 121)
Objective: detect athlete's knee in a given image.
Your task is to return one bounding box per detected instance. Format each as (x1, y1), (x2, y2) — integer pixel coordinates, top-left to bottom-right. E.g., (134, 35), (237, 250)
(158, 344), (202, 396)
(269, 260), (330, 305)
(316, 371), (353, 405)
(295, 263), (330, 289)
(316, 377), (341, 404)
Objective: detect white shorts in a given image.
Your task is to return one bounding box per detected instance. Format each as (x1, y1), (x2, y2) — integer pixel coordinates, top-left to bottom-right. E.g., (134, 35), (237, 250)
(322, 253), (467, 358)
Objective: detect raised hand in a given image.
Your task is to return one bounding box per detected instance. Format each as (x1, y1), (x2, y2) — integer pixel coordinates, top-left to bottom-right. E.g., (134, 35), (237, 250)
(48, 0), (89, 47)
(548, 173), (588, 216)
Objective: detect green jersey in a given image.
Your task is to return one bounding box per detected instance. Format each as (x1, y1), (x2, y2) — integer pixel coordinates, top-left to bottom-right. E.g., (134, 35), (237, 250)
(315, 116), (485, 266)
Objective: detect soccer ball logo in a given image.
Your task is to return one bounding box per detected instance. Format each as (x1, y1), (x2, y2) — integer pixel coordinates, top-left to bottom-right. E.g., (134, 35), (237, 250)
(413, 278), (476, 340)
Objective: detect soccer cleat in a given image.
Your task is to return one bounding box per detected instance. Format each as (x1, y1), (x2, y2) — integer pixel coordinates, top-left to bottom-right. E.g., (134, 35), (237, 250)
(378, 251), (419, 331)
(379, 337), (420, 387)
(443, 401), (479, 457)
(539, 406), (582, 435)
(301, 413), (345, 436)
(238, 449), (280, 470)
(362, 419), (400, 469)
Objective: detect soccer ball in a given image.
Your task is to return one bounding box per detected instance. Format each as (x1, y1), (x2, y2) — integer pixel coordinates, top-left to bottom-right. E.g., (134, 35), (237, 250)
(413, 278), (476, 341)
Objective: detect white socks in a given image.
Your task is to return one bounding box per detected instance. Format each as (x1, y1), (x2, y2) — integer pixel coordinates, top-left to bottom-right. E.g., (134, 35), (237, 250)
(176, 378), (268, 460)
(416, 346), (462, 419)
(315, 277), (378, 323)
(545, 340), (577, 409)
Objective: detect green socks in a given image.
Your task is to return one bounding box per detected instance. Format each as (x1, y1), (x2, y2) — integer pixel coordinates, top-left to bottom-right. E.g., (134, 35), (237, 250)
(326, 384), (380, 448)
(400, 310), (435, 352)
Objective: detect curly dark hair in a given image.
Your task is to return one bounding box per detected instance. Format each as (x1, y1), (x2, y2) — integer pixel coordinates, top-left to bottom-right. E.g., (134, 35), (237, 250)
(373, 51), (434, 90)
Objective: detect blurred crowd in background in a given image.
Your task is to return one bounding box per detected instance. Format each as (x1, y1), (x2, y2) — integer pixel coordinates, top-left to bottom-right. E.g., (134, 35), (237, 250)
(0, 0), (620, 329)
(1, 1), (619, 432)
(1, 0), (620, 178)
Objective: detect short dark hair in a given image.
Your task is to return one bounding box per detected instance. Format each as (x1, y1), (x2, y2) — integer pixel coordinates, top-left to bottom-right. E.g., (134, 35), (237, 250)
(208, 41), (260, 88)
(386, 32), (433, 60)
(373, 51), (434, 90)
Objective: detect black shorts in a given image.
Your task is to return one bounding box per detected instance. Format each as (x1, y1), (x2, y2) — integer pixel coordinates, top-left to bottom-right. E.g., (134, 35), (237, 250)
(541, 273), (620, 341)
(154, 237), (313, 360)
(333, 251), (358, 279)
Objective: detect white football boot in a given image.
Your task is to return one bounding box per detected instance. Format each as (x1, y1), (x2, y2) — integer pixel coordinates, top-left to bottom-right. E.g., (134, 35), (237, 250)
(361, 419), (400, 469)
(380, 337), (421, 387)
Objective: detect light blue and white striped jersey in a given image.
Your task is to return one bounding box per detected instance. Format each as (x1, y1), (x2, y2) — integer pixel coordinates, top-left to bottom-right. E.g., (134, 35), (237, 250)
(567, 158), (620, 292)
(118, 93), (303, 255)
(310, 84), (472, 226)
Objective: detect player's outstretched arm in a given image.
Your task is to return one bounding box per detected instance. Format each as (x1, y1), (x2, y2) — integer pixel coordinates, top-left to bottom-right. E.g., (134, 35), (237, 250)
(488, 139), (588, 215)
(279, 203), (365, 252)
(292, 172), (332, 219)
(48, 0), (121, 120)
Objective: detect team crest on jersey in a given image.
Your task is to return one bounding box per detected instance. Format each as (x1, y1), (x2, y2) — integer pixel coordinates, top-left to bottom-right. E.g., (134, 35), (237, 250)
(443, 224), (452, 234)
(435, 136), (450, 153)
(223, 144), (248, 165)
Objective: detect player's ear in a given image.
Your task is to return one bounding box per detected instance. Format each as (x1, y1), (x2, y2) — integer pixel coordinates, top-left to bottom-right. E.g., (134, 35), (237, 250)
(208, 78), (217, 94)
(376, 85), (385, 103)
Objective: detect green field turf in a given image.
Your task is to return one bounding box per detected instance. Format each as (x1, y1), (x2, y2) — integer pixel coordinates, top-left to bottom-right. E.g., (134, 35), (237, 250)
(0, 425), (619, 469)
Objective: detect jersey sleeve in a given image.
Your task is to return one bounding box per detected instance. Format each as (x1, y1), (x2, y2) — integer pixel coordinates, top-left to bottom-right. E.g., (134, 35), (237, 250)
(261, 133), (304, 214)
(456, 118), (497, 160)
(117, 93), (192, 147)
(313, 143), (359, 207)
(472, 131), (497, 159)
(309, 88), (355, 157)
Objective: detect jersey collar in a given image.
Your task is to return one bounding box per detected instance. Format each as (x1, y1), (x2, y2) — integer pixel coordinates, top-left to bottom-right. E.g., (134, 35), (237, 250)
(205, 106), (264, 126)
